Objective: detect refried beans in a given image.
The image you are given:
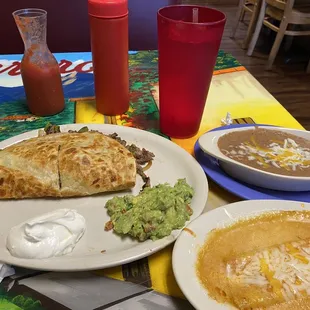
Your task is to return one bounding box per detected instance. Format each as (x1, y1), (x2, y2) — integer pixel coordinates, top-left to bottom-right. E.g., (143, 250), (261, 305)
(217, 127), (310, 177)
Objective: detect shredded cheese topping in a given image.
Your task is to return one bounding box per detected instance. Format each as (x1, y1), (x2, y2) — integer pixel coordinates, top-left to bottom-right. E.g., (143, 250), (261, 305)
(226, 239), (310, 302)
(226, 137), (310, 172)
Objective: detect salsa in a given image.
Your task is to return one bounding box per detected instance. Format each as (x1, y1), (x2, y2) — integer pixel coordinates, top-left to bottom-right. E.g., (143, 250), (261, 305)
(21, 48), (65, 116)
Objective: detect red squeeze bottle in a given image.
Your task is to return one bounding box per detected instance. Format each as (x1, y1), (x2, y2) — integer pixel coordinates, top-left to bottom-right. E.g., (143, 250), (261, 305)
(88, 0), (129, 115)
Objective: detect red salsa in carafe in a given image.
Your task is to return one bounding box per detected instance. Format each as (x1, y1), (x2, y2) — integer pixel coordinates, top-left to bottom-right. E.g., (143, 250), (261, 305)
(13, 8), (65, 116)
(21, 50), (65, 116)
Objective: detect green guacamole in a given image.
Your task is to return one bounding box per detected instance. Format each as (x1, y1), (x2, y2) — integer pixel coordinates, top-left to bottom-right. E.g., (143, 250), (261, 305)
(105, 179), (194, 241)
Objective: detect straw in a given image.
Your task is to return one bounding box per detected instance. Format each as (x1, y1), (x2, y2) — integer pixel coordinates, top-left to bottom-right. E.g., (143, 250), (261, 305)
(192, 8), (199, 23)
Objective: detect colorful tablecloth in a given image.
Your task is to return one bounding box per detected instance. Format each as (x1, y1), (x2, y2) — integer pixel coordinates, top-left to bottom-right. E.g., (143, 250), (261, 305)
(0, 50), (304, 310)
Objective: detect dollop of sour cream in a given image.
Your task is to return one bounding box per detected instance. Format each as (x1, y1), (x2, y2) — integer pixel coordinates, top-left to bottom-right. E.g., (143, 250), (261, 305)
(6, 209), (86, 259)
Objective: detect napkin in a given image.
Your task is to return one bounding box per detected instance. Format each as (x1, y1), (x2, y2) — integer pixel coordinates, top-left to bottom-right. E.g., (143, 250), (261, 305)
(221, 112), (233, 126)
(0, 263), (15, 282)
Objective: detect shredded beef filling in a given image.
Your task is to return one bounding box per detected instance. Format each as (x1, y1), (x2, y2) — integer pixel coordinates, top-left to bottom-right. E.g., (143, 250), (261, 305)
(108, 133), (154, 189)
(44, 123), (60, 135)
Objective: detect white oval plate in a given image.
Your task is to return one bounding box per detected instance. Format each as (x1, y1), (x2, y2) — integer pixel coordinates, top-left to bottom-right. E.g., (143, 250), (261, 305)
(198, 126), (310, 191)
(172, 199), (310, 310)
(0, 124), (208, 271)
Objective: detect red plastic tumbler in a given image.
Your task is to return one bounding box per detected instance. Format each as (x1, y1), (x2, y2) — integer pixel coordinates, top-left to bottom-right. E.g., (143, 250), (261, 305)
(157, 5), (226, 138)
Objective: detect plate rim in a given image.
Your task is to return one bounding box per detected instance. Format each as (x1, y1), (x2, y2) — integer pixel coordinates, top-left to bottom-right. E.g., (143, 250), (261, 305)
(172, 199), (310, 310)
(0, 124), (209, 271)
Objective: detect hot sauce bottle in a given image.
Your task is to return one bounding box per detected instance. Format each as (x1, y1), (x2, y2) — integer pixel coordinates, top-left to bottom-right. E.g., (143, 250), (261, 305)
(88, 0), (129, 116)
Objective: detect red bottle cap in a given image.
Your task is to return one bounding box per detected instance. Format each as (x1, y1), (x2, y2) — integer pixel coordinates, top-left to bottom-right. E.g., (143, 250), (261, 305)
(88, 0), (128, 18)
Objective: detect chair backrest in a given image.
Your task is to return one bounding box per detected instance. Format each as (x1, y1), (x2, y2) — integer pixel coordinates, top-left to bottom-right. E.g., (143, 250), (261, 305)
(265, 0), (310, 12)
(1, 0), (180, 54)
(265, 0), (287, 10)
(265, 0), (307, 22)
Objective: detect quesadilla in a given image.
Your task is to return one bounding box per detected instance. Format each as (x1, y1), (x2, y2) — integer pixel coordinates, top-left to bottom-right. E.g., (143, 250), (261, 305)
(0, 131), (136, 199)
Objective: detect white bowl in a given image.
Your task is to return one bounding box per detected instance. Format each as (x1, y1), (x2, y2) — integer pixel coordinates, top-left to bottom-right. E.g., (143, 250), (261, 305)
(198, 126), (310, 191)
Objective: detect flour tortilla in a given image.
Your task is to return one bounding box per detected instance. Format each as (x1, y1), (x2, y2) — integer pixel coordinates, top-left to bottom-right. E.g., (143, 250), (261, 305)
(0, 131), (136, 199)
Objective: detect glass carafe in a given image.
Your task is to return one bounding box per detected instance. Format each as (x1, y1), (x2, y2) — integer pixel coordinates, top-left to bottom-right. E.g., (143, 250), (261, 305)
(13, 8), (65, 116)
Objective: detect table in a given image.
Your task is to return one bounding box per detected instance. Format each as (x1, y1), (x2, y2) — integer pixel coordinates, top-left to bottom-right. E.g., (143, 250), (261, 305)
(0, 50), (303, 310)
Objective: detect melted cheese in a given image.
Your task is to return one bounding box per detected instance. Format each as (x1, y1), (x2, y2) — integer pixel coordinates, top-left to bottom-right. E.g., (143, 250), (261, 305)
(237, 138), (310, 171)
(227, 239), (310, 302)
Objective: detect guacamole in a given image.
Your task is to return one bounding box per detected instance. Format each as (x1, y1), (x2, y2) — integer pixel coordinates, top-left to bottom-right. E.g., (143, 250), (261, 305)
(104, 179), (194, 241)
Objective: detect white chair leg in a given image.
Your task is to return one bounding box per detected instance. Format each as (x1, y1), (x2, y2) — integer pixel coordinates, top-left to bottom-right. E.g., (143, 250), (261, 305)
(283, 25), (296, 52)
(247, 0), (266, 56)
(307, 59), (310, 74)
(240, 7), (246, 21)
(284, 36), (293, 52)
(230, 0), (246, 38)
(266, 19), (289, 70)
(242, 0), (260, 49)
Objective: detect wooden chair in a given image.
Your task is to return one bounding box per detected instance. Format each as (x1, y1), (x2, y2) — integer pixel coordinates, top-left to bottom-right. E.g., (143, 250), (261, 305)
(230, 0), (262, 49)
(247, 0), (310, 72)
